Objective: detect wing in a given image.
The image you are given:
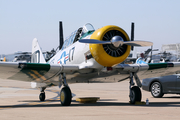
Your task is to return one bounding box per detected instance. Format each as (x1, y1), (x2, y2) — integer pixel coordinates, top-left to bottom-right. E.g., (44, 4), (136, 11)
(1, 61), (180, 84)
(114, 62), (180, 79)
(0, 62), (79, 82)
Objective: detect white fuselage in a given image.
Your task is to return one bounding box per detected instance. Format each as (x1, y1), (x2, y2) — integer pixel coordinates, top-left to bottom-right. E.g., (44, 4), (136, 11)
(48, 41), (88, 65)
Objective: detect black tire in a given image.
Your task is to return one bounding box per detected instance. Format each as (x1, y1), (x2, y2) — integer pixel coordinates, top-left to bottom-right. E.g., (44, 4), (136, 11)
(130, 86), (142, 104)
(60, 87), (72, 106)
(151, 82), (164, 98)
(39, 92), (45, 101)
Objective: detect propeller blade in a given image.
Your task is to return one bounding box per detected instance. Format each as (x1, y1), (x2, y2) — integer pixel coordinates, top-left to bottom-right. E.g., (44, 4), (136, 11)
(123, 41), (153, 47)
(79, 39), (111, 44)
(59, 21), (64, 50)
(131, 22), (134, 50)
(79, 39), (153, 47)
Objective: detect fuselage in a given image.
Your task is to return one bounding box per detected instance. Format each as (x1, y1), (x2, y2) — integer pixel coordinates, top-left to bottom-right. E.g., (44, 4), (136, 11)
(48, 38), (101, 68)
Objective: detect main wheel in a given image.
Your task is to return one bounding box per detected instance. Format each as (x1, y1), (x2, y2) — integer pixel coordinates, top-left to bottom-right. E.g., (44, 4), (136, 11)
(151, 82), (164, 98)
(60, 87), (72, 106)
(39, 92), (45, 101)
(130, 86), (142, 104)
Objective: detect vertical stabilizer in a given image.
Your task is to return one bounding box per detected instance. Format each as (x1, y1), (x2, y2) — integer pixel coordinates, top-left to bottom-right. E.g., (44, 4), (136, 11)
(3, 57), (6, 62)
(31, 38), (46, 63)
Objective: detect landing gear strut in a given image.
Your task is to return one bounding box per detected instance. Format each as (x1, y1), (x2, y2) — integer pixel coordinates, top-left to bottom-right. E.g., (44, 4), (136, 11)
(59, 73), (72, 106)
(129, 73), (142, 104)
(39, 87), (46, 101)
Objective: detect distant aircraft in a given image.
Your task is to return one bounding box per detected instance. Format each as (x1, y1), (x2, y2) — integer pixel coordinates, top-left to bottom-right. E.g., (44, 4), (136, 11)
(12, 52), (31, 62)
(0, 57), (6, 62)
(0, 52), (31, 62)
(1, 22), (179, 106)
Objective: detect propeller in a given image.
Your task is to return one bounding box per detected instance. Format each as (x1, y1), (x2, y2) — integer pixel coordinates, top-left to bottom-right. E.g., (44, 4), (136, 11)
(59, 21), (64, 50)
(79, 22), (153, 47)
(79, 35), (153, 47)
(131, 22), (134, 50)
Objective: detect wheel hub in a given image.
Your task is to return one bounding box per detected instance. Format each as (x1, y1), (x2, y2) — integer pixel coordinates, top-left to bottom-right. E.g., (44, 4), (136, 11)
(152, 84), (160, 96)
(61, 91), (65, 102)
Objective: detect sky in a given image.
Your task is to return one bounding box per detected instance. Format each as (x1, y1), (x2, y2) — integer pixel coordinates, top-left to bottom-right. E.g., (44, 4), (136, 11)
(0, 0), (180, 54)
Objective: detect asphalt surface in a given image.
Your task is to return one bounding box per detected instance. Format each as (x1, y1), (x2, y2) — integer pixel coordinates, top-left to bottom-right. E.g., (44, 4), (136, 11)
(0, 78), (180, 120)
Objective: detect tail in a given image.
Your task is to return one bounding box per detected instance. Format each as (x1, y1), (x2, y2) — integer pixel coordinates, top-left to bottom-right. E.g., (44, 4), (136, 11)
(3, 57), (6, 62)
(31, 38), (46, 63)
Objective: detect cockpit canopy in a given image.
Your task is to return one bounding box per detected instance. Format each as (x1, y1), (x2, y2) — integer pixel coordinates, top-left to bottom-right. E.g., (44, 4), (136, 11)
(61, 23), (95, 50)
(81, 23), (95, 36)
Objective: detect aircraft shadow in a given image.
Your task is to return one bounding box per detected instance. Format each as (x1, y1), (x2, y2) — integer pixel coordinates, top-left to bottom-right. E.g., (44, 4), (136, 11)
(19, 100), (60, 102)
(18, 99), (118, 103)
(1, 99), (180, 109)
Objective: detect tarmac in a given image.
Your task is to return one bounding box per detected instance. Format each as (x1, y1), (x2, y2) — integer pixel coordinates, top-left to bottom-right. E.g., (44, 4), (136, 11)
(0, 78), (180, 120)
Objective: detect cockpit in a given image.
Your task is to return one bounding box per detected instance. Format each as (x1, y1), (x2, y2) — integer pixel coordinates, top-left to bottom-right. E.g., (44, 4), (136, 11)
(81, 23), (95, 37)
(61, 23), (95, 50)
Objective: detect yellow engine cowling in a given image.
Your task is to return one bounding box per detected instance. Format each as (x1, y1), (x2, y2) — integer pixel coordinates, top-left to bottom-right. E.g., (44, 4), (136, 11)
(89, 25), (131, 67)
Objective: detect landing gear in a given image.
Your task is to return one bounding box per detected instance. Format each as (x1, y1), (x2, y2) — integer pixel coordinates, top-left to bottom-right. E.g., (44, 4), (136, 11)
(39, 92), (46, 101)
(59, 73), (72, 106)
(129, 73), (142, 104)
(60, 86), (72, 106)
(130, 86), (141, 104)
(39, 87), (46, 101)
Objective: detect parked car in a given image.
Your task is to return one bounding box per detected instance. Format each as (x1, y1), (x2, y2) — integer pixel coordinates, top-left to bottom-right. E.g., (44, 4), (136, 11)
(142, 74), (180, 98)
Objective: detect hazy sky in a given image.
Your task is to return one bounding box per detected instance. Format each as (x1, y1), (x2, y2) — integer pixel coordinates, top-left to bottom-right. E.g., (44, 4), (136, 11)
(0, 0), (180, 54)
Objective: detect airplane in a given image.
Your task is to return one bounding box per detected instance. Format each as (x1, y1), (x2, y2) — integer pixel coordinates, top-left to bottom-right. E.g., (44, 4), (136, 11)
(1, 21), (180, 106)
(0, 57), (6, 62)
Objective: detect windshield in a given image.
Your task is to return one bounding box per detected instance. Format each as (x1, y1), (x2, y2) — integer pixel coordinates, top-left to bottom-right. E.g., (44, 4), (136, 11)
(82, 23), (95, 35)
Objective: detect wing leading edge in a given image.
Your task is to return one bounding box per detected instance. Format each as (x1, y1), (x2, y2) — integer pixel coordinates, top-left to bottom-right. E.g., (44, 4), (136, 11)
(114, 62), (180, 79)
